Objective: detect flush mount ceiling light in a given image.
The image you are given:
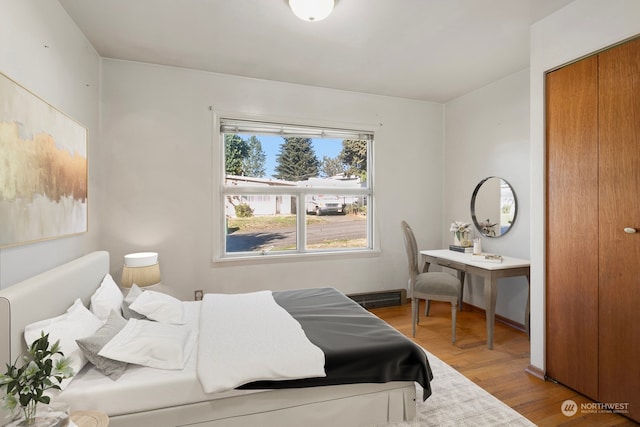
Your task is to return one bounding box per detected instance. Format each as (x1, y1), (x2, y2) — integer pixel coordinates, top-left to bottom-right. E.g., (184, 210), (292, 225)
(289, 0), (335, 22)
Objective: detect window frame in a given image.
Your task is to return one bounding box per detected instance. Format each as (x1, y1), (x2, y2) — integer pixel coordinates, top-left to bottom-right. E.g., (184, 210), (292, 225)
(212, 111), (377, 263)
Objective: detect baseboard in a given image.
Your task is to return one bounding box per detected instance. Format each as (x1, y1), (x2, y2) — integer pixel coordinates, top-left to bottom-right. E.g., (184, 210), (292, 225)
(461, 302), (527, 333)
(525, 364), (545, 381)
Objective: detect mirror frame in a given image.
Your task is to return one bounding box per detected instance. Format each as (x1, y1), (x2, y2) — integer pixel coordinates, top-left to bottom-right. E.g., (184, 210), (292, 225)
(470, 176), (518, 238)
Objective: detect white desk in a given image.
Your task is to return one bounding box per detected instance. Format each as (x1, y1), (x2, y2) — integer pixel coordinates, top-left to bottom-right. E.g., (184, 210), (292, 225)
(420, 249), (530, 349)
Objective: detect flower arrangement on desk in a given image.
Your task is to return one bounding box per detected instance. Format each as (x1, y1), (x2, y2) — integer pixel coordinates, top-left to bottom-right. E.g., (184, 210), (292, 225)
(450, 221), (472, 247)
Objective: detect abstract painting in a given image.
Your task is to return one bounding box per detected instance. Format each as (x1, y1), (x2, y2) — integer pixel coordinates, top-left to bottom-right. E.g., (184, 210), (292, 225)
(0, 72), (87, 247)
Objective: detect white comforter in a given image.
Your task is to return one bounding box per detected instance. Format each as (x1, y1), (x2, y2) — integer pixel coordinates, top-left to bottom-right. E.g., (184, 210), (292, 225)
(196, 291), (326, 394)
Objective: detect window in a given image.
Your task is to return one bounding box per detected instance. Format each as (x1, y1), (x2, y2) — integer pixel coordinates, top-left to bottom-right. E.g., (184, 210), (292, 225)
(217, 116), (374, 259)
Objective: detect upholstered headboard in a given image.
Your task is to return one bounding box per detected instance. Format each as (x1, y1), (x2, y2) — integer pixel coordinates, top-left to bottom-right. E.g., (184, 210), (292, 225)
(0, 251), (109, 368)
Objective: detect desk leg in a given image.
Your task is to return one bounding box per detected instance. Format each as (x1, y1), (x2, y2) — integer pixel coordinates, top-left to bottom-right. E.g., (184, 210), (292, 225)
(525, 274), (530, 338)
(421, 258), (431, 273)
(484, 275), (498, 350)
(457, 271), (465, 312)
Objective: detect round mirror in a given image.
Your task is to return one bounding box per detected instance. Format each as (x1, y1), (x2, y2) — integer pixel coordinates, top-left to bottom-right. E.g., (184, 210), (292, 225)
(470, 176), (517, 238)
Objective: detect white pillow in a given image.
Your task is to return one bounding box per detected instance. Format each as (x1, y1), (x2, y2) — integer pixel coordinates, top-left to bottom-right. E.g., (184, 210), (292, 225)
(90, 274), (124, 322)
(128, 290), (185, 324)
(98, 319), (196, 370)
(24, 299), (103, 390)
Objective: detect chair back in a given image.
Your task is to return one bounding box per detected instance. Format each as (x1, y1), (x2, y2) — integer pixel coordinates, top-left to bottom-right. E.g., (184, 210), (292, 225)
(400, 221), (419, 290)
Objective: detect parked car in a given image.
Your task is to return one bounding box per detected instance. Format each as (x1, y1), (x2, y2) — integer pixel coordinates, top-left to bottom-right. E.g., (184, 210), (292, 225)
(306, 195), (346, 215)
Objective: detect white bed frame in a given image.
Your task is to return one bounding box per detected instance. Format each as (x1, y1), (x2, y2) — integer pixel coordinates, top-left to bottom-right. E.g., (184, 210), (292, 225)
(0, 251), (417, 427)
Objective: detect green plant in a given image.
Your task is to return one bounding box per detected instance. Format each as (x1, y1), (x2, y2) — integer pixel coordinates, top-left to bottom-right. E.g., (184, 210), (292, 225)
(0, 333), (73, 424)
(234, 203), (254, 218)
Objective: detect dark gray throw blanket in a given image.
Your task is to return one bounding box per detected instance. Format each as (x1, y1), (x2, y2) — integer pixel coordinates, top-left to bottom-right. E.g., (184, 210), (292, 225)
(239, 287), (433, 401)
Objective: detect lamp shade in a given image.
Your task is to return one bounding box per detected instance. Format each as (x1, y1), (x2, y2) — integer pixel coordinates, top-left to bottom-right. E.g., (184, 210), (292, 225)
(124, 252), (158, 267)
(121, 252), (161, 288)
(289, 0), (334, 22)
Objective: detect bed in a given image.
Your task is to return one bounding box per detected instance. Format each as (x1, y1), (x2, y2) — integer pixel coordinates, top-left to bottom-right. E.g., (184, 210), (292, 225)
(0, 251), (432, 427)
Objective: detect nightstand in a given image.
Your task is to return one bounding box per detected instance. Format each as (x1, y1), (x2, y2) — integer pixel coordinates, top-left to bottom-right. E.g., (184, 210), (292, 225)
(70, 410), (109, 427)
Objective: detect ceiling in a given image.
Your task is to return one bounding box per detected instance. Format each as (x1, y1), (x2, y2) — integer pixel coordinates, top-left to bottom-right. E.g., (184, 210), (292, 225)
(58, 0), (574, 103)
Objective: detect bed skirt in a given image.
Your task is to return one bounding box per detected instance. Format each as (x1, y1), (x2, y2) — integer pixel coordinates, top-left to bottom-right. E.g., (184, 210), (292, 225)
(108, 381), (417, 427)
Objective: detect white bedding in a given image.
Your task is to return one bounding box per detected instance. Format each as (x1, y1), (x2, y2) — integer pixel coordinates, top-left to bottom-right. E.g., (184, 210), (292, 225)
(59, 302), (268, 416)
(196, 291), (326, 393)
(98, 317), (196, 370)
(61, 294), (327, 416)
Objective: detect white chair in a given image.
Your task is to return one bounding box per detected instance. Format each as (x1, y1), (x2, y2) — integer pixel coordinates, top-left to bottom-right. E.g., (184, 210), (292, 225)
(401, 220), (462, 343)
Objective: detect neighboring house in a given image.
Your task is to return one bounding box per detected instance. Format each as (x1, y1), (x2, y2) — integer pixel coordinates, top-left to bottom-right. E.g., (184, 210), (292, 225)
(225, 175), (363, 217)
(225, 175), (296, 217)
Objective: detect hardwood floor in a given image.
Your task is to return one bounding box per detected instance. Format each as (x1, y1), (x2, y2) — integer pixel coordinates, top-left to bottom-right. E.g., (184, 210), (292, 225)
(370, 302), (637, 427)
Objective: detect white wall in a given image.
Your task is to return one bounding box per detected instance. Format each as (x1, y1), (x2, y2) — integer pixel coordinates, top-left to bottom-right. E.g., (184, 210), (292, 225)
(100, 59), (445, 300)
(529, 0), (640, 370)
(0, 1), (101, 288)
(444, 69), (530, 324)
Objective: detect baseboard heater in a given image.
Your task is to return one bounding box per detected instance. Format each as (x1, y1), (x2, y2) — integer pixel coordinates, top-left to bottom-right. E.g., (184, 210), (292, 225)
(347, 289), (407, 309)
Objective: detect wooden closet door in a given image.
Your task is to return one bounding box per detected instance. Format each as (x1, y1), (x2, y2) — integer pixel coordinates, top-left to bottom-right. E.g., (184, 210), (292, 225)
(545, 56), (599, 399)
(598, 37), (640, 421)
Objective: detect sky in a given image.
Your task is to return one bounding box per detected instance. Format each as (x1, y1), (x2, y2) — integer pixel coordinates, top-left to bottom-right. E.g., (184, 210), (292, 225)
(239, 134), (343, 179)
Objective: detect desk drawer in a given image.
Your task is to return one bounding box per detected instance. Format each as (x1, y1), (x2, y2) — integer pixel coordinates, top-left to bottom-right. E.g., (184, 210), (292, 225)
(429, 257), (466, 271)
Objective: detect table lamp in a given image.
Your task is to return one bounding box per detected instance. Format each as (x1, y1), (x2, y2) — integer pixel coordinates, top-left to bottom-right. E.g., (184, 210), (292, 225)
(121, 252), (161, 288)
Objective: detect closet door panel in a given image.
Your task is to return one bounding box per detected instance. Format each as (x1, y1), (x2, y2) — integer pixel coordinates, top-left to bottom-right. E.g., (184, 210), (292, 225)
(545, 56), (599, 399)
(598, 37), (640, 420)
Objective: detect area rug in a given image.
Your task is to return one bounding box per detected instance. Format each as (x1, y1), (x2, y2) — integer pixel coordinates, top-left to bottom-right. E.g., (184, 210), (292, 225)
(383, 348), (536, 427)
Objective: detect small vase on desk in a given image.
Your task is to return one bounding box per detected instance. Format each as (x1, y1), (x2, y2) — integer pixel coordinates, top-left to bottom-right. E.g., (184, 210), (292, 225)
(454, 231), (471, 247)
(473, 238), (482, 255)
